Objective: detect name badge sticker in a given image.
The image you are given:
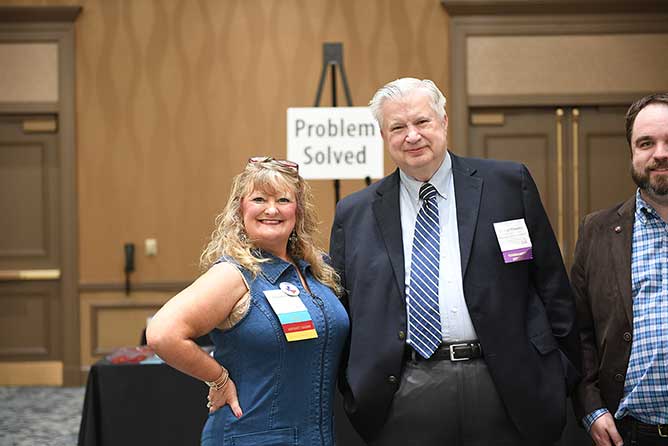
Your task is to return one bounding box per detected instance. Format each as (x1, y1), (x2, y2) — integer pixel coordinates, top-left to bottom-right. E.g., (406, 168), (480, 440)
(493, 218), (533, 263)
(263, 289), (318, 342)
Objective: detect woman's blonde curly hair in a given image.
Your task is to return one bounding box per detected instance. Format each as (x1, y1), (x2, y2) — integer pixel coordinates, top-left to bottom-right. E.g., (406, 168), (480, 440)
(200, 158), (341, 295)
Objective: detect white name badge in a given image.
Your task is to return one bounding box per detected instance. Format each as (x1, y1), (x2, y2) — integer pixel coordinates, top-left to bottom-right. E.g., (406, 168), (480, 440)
(263, 289), (318, 342)
(493, 218), (533, 263)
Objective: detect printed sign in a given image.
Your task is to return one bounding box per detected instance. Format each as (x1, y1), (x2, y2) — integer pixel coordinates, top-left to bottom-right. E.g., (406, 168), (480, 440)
(287, 107), (384, 179)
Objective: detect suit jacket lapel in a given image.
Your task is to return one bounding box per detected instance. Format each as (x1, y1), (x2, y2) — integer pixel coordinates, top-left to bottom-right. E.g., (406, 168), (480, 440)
(611, 197), (635, 326)
(451, 153), (482, 279)
(372, 170), (406, 299)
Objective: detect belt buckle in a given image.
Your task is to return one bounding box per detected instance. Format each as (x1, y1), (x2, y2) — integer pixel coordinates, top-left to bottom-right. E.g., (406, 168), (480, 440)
(659, 424), (668, 438)
(449, 343), (470, 361)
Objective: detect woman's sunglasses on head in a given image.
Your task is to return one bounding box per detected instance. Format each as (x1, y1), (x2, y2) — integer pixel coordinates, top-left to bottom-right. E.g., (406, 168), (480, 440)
(248, 156), (299, 173)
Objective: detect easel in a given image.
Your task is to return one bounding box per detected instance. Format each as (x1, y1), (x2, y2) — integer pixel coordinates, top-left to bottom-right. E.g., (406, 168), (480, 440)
(313, 42), (371, 203)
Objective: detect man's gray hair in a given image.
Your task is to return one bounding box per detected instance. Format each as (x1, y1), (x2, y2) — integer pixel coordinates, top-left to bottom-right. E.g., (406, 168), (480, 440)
(368, 78), (447, 127)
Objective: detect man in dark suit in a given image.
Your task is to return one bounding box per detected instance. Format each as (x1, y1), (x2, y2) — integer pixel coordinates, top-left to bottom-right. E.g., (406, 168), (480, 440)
(572, 93), (668, 446)
(329, 78), (581, 445)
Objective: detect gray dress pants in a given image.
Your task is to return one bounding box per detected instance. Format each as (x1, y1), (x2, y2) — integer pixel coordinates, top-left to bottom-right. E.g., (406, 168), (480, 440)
(370, 356), (531, 446)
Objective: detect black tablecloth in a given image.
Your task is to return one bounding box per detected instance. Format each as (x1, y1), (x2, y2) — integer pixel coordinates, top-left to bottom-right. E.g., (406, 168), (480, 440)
(78, 360), (209, 446)
(78, 359), (365, 446)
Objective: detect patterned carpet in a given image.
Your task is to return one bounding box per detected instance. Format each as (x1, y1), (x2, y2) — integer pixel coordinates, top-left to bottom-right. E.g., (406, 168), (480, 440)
(0, 386), (85, 446)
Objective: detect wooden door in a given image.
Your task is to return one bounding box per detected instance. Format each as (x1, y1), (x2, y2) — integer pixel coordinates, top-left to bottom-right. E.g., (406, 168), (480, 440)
(0, 115), (63, 384)
(468, 107), (563, 249)
(469, 106), (634, 267)
(469, 105), (634, 446)
(573, 106), (636, 251)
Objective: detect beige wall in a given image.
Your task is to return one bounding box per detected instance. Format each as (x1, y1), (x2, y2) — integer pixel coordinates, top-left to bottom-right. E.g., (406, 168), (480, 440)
(5, 0), (451, 284)
(467, 33), (668, 96)
(0, 42), (59, 102)
(3, 0), (451, 370)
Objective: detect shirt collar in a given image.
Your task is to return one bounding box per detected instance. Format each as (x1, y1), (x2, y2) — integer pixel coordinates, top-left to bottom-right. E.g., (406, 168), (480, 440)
(635, 189), (660, 224)
(256, 250), (309, 284)
(399, 151), (452, 200)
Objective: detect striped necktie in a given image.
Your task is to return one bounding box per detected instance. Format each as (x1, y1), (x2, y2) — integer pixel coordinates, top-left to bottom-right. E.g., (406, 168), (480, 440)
(407, 182), (441, 359)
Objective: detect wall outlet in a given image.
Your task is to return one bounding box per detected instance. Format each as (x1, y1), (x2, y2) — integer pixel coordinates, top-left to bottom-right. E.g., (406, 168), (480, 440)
(145, 238), (158, 256)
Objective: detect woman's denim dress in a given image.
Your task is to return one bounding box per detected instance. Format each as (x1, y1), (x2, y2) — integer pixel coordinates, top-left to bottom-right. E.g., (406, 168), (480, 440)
(201, 255), (349, 446)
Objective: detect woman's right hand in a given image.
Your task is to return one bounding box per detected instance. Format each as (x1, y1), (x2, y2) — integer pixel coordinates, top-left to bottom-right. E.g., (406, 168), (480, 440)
(207, 377), (243, 418)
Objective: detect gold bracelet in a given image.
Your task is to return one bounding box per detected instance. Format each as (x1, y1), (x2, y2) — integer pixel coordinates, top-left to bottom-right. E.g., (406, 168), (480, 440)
(205, 366), (229, 391)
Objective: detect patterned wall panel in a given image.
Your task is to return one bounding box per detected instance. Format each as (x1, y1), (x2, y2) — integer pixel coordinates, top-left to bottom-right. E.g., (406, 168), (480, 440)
(5, 0), (451, 283)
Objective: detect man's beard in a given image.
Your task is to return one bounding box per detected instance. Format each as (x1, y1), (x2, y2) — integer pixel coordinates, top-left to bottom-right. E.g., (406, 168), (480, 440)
(631, 159), (668, 197)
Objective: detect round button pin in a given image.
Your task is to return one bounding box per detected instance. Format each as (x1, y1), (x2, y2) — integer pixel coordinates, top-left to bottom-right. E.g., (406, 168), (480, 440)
(279, 282), (300, 296)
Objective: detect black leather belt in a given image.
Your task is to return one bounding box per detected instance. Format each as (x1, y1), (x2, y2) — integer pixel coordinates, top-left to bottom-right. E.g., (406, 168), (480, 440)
(619, 416), (668, 438)
(409, 342), (483, 361)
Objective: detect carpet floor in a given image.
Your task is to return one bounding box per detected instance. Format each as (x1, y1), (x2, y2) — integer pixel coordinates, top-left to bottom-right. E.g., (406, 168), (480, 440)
(0, 386), (85, 446)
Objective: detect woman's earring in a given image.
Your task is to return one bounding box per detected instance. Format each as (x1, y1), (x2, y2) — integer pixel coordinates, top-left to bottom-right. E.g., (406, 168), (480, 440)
(288, 231), (298, 248)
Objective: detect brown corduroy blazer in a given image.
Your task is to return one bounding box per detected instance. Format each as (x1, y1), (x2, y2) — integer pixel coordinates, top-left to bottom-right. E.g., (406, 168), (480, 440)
(571, 196), (635, 421)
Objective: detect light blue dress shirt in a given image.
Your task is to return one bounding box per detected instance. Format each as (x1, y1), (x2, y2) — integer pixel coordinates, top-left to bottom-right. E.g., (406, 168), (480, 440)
(399, 151), (478, 342)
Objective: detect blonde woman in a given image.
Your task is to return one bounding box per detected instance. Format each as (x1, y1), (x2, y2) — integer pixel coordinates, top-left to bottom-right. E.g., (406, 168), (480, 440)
(147, 157), (349, 446)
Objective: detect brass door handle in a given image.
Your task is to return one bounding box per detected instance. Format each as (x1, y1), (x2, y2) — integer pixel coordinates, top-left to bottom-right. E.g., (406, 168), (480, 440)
(572, 108), (580, 253)
(555, 108), (565, 254)
(0, 269), (61, 281)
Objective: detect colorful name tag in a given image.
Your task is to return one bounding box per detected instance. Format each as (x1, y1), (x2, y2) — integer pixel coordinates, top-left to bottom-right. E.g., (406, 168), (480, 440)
(263, 287), (318, 342)
(493, 218), (533, 263)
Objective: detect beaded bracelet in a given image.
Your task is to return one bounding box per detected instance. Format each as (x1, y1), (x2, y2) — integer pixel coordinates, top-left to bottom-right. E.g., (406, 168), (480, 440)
(205, 366), (229, 391)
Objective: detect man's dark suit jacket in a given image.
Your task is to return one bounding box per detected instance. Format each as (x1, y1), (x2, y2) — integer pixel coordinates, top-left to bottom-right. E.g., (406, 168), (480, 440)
(571, 197), (635, 421)
(330, 152), (581, 444)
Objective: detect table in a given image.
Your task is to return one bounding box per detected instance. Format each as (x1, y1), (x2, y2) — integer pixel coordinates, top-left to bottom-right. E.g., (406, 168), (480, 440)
(78, 360), (365, 446)
(78, 360), (209, 446)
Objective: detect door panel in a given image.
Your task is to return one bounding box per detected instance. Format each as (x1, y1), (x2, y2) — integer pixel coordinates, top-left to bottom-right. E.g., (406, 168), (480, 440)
(469, 108), (560, 244)
(469, 106), (634, 267)
(0, 281), (60, 360)
(578, 107), (635, 217)
(0, 117), (60, 269)
(486, 135), (552, 199)
(0, 116), (61, 362)
(469, 105), (633, 446)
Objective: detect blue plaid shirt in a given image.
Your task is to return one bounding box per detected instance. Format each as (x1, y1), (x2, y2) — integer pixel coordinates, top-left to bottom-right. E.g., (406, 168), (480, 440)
(583, 191), (668, 430)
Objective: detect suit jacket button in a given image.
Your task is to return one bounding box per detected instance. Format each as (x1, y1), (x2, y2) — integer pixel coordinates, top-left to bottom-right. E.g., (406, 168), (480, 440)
(398, 331), (406, 340)
(623, 332), (632, 342)
(388, 375), (398, 384)
(614, 373), (625, 382)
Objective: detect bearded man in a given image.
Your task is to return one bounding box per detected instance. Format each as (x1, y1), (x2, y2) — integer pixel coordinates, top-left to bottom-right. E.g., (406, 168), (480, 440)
(572, 93), (668, 446)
